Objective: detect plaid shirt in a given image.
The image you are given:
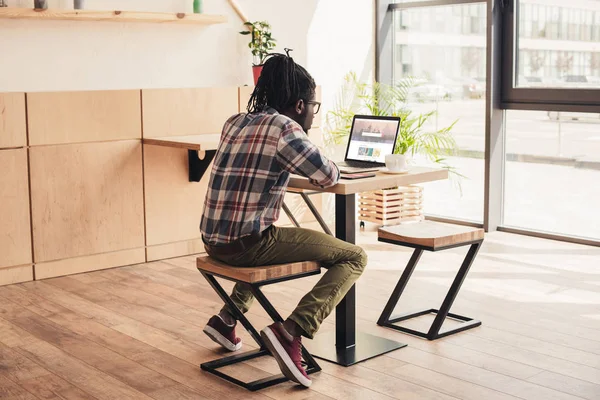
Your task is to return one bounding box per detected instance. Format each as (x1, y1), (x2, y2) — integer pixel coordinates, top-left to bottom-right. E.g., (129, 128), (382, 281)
(200, 108), (340, 245)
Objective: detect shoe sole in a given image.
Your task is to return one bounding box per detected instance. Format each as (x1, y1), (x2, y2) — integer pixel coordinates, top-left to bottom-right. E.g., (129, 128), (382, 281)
(203, 325), (242, 352)
(261, 327), (312, 388)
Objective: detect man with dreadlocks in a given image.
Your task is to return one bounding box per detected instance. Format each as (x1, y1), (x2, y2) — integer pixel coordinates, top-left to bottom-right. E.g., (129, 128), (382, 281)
(200, 52), (367, 387)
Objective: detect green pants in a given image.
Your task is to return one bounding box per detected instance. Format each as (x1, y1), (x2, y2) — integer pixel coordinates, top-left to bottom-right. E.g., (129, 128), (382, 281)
(206, 225), (367, 339)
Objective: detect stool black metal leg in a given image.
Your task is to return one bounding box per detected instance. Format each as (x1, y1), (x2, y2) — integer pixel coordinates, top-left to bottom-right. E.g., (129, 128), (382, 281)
(200, 272), (263, 347)
(249, 285), (322, 374)
(378, 241), (483, 340)
(200, 272), (321, 390)
(377, 248), (423, 326)
(300, 192), (333, 236)
(282, 202), (301, 228)
(427, 242), (482, 339)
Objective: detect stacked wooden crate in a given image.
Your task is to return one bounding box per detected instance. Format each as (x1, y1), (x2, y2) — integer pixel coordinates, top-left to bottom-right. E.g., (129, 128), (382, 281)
(359, 186), (424, 226)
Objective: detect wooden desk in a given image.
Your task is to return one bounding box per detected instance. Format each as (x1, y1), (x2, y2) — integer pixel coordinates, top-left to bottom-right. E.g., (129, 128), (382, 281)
(289, 166), (448, 366)
(289, 167), (447, 195)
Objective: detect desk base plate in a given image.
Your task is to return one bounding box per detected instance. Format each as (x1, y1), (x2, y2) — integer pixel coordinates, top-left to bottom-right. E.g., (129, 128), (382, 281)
(306, 331), (406, 367)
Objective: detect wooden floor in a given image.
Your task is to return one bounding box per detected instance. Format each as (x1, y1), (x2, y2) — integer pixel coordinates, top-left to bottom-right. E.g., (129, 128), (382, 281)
(1, 229), (600, 400)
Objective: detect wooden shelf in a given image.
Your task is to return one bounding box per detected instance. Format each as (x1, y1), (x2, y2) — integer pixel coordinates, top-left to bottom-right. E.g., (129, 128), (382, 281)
(0, 8), (227, 25)
(143, 134), (221, 151)
(143, 134), (221, 182)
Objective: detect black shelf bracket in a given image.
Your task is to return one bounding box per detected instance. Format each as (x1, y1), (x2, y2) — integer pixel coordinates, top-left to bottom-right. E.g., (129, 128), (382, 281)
(188, 149), (216, 182)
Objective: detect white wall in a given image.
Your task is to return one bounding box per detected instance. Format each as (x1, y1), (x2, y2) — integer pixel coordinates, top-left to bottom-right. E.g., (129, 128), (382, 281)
(0, 0), (373, 99)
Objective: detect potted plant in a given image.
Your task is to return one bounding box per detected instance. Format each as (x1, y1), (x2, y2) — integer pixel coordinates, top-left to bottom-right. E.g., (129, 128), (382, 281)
(239, 21), (276, 85)
(324, 72), (461, 226)
(325, 72), (459, 168)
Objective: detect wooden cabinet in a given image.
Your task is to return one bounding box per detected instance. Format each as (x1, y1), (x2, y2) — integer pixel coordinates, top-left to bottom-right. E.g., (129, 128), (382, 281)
(0, 86), (328, 283)
(0, 93), (27, 149)
(0, 148), (33, 285)
(143, 144), (211, 261)
(141, 87), (239, 260)
(142, 87), (238, 138)
(29, 141), (145, 278)
(27, 90), (141, 146)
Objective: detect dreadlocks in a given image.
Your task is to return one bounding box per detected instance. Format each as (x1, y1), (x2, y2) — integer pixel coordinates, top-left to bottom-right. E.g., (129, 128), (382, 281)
(247, 52), (316, 114)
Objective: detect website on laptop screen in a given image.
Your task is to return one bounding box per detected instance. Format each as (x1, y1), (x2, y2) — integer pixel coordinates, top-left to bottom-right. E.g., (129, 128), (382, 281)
(346, 118), (399, 163)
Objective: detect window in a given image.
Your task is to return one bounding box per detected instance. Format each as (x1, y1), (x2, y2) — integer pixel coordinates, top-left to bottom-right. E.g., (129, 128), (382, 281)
(391, 1), (487, 223)
(504, 110), (600, 240)
(504, 0), (600, 105)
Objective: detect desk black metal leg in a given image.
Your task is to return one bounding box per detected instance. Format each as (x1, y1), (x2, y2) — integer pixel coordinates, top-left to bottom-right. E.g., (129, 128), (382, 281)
(282, 202), (301, 228)
(335, 194), (356, 347)
(307, 194), (406, 366)
(427, 242), (481, 339)
(301, 192), (333, 236)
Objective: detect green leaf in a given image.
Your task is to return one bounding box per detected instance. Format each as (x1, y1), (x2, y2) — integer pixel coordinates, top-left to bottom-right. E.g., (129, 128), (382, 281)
(239, 31), (251, 35)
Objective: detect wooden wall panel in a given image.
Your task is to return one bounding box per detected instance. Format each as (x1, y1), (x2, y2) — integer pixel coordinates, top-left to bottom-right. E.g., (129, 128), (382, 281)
(237, 86), (322, 127)
(143, 145), (209, 247)
(0, 265), (33, 287)
(29, 141), (145, 262)
(35, 248), (145, 280)
(238, 86), (254, 113)
(146, 239), (205, 262)
(27, 90), (141, 146)
(0, 93), (27, 149)
(0, 148), (32, 269)
(142, 87), (238, 138)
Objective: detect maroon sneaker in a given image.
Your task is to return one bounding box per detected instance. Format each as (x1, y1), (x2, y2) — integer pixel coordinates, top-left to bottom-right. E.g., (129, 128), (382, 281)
(203, 315), (242, 352)
(260, 322), (311, 388)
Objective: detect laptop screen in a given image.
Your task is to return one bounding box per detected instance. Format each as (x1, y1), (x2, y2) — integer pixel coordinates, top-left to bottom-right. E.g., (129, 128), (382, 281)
(346, 116), (400, 163)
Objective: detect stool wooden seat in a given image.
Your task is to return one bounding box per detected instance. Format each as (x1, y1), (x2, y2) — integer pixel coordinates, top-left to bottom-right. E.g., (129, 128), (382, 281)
(197, 256), (320, 284)
(377, 221), (484, 340)
(197, 256), (322, 391)
(379, 221), (484, 250)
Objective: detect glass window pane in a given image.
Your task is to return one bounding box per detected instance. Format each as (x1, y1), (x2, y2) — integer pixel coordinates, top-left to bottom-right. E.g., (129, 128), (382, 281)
(516, 1), (600, 88)
(504, 110), (600, 240)
(393, 3), (487, 223)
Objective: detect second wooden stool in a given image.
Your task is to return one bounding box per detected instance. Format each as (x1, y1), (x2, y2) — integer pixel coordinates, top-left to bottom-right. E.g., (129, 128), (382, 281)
(377, 221), (484, 340)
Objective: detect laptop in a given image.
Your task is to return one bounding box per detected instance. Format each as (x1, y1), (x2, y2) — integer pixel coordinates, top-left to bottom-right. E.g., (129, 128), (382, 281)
(337, 115), (401, 173)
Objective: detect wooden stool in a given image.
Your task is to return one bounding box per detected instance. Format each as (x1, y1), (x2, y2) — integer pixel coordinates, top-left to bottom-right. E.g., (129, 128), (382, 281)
(197, 256), (322, 391)
(377, 221), (484, 340)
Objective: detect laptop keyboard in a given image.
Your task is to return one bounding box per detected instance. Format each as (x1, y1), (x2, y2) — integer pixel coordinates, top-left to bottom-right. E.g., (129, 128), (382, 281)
(339, 160), (381, 168)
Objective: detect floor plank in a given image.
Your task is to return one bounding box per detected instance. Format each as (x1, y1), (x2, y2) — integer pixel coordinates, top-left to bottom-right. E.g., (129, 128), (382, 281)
(15, 341), (152, 400)
(0, 375), (39, 400)
(19, 373), (99, 400)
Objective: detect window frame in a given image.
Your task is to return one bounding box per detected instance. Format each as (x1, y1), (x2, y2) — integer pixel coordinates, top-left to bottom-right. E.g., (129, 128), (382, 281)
(501, 0), (600, 110)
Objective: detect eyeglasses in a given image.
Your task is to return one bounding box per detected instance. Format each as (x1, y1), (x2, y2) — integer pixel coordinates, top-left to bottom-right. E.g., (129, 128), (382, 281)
(306, 100), (321, 115)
